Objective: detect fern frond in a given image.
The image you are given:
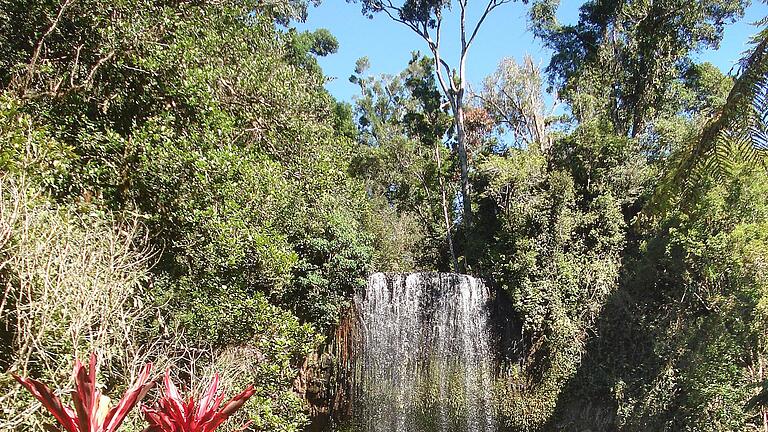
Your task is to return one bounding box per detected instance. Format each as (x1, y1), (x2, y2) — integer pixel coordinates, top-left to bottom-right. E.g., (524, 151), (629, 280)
(750, 76), (768, 151)
(644, 26), (768, 220)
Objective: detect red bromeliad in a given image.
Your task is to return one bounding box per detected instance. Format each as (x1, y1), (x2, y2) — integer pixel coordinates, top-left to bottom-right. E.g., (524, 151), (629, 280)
(141, 370), (255, 432)
(13, 353), (154, 432)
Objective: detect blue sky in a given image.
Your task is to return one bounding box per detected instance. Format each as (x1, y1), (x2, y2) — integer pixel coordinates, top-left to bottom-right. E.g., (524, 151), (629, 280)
(295, 1), (767, 103)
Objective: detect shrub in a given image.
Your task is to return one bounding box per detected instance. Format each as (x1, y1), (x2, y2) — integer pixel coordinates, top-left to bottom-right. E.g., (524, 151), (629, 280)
(0, 174), (168, 430)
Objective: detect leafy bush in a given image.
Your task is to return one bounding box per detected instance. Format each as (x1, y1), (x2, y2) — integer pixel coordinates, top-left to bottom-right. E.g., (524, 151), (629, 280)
(474, 120), (652, 429)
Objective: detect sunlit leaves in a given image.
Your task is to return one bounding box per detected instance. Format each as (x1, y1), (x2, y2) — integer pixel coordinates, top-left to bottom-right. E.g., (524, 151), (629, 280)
(532, 0), (748, 135)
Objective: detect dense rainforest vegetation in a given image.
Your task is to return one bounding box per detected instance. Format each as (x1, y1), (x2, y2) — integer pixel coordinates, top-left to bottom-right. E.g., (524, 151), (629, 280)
(1, 0), (767, 431)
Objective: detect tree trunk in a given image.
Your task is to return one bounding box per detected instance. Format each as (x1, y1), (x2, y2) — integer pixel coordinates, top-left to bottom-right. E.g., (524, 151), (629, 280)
(435, 143), (458, 272)
(761, 355), (768, 432)
(453, 92), (473, 228)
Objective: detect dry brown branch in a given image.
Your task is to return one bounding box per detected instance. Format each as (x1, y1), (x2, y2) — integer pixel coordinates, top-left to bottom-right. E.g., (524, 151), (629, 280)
(14, 0), (75, 96)
(0, 175), (188, 430)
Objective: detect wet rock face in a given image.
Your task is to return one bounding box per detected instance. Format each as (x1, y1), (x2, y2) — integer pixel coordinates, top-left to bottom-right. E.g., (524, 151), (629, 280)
(300, 272), (522, 432)
(296, 352), (334, 409)
(298, 305), (359, 432)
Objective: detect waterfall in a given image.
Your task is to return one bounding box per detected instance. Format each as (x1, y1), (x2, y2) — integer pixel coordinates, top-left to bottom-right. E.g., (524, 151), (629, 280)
(350, 272), (497, 432)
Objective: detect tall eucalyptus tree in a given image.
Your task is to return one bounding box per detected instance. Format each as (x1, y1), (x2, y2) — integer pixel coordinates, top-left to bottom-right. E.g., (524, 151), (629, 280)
(348, 0), (521, 229)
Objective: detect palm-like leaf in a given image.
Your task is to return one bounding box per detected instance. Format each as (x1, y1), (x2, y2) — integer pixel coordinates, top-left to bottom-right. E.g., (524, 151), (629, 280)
(645, 24), (768, 218)
(685, 26), (768, 179)
(749, 78), (768, 152)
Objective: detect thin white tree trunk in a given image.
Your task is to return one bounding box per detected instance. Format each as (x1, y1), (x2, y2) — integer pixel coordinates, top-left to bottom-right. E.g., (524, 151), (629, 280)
(435, 143), (458, 271)
(453, 96), (473, 227)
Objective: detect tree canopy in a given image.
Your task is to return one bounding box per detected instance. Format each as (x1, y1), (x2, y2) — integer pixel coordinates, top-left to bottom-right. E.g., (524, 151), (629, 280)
(1, 0), (767, 431)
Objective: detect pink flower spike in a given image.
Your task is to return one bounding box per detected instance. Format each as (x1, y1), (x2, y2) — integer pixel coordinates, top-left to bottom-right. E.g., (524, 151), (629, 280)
(196, 374), (219, 419)
(103, 362), (155, 431)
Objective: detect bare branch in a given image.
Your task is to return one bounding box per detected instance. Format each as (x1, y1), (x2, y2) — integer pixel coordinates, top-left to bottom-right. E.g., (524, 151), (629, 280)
(427, 11), (456, 99)
(16, 0), (75, 95)
(466, 0), (512, 52)
(379, 0), (426, 37)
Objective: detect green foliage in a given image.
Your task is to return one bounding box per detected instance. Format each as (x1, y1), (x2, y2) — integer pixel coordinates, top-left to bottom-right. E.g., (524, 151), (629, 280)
(0, 0), (378, 322)
(680, 62), (733, 116)
(0, 0), (383, 429)
(3, 0), (768, 430)
(350, 52), (457, 269)
(0, 95), (73, 191)
(352, 0), (451, 23)
(277, 206), (374, 329)
(531, 0), (748, 136)
(262, 0), (324, 25)
(286, 27), (340, 75)
(649, 28), (768, 216)
(474, 120), (652, 430)
(0, 112), (328, 431)
(548, 166), (768, 431)
(476, 75), (768, 431)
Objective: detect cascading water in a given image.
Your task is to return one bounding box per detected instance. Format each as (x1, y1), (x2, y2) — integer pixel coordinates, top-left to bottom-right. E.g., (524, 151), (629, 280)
(349, 272), (497, 432)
